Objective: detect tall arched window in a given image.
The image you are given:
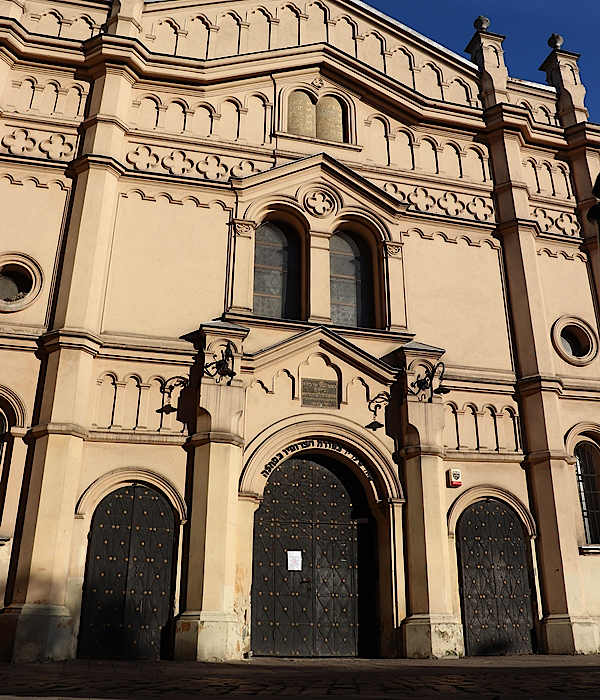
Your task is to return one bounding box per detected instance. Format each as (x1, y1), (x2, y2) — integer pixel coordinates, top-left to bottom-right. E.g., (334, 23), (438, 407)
(575, 441), (600, 544)
(329, 232), (373, 328)
(253, 222), (301, 320)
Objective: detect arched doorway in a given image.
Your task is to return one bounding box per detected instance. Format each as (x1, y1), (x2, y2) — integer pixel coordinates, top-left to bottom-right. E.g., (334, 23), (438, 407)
(456, 498), (535, 656)
(78, 484), (177, 659)
(251, 455), (377, 657)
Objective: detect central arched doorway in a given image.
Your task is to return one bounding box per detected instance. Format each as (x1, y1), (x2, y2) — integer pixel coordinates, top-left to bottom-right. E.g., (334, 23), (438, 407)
(251, 455), (377, 657)
(456, 498), (536, 656)
(78, 483), (177, 660)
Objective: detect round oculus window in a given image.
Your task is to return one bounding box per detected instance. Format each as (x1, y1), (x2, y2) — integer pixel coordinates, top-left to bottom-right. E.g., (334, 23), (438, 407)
(552, 316), (598, 366)
(0, 254), (42, 312)
(0, 264), (33, 302)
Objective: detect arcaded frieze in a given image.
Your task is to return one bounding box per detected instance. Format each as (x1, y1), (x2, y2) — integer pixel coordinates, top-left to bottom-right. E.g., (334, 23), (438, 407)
(18, 0), (108, 39)
(138, 0), (481, 108)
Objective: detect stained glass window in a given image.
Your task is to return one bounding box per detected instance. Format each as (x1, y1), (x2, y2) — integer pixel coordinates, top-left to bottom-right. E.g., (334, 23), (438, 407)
(329, 232), (373, 328)
(253, 222), (301, 320)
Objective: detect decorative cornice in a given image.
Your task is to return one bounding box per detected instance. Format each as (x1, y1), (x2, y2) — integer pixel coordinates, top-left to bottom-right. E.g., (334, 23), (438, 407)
(37, 328), (102, 357)
(186, 431), (244, 448)
(524, 449), (572, 467)
(25, 422), (88, 442)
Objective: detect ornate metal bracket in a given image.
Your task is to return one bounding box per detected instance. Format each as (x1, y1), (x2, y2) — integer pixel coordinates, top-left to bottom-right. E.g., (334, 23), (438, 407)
(203, 340), (236, 385)
(407, 361), (451, 403)
(158, 376), (188, 415)
(365, 391), (390, 431)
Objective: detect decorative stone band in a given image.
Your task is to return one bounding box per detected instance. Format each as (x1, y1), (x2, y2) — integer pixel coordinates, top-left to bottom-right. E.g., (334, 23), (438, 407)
(126, 143), (272, 181)
(1, 127), (77, 162)
(532, 206), (581, 237)
(384, 182), (495, 222)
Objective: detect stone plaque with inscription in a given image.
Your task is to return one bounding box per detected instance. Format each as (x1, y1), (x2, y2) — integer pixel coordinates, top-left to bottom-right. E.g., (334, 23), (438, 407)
(301, 378), (338, 408)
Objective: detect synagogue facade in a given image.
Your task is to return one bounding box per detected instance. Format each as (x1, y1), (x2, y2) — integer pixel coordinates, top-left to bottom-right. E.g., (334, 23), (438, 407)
(0, 0), (599, 662)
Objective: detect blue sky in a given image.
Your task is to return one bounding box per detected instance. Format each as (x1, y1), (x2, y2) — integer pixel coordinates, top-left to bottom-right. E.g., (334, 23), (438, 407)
(365, 0), (599, 122)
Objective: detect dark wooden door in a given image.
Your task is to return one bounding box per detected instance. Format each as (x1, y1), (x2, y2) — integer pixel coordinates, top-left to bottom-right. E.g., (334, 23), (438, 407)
(78, 484), (176, 660)
(457, 498), (535, 656)
(252, 458), (359, 656)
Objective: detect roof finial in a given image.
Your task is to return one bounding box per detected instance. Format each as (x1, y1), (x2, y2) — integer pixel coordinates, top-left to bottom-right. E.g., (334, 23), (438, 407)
(474, 16), (491, 31)
(548, 33), (564, 50)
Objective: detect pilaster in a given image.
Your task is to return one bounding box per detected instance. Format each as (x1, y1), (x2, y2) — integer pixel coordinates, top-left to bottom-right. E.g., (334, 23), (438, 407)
(228, 219), (256, 314)
(174, 322), (249, 661)
(398, 345), (463, 658)
(308, 229), (331, 323)
(0, 333), (100, 662)
(0, 59), (132, 661)
(483, 87), (593, 653)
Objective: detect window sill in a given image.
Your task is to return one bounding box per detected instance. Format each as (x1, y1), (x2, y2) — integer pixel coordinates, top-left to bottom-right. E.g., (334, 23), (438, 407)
(274, 131), (362, 152)
(223, 311), (413, 344)
(578, 545), (600, 555)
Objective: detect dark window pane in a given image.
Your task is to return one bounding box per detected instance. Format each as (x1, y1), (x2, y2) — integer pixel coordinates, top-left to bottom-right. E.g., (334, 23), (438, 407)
(255, 244), (285, 268)
(254, 295), (283, 319)
(330, 276), (358, 302)
(330, 251), (361, 277)
(254, 268), (286, 296)
(575, 442), (600, 544)
(331, 303), (358, 327)
(253, 222), (301, 320)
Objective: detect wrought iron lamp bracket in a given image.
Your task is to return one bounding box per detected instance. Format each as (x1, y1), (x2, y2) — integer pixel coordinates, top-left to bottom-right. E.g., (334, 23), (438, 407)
(365, 391), (391, 431)
(202, 340), (237, 386)
(407, 361), (450, 403)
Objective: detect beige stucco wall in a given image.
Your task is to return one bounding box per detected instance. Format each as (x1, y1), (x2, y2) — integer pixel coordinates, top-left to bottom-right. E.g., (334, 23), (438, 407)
(0, 0), (599, 663)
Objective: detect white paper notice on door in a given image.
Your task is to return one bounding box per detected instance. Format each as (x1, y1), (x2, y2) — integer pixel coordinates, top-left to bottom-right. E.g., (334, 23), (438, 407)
(287, 550), (302, 571)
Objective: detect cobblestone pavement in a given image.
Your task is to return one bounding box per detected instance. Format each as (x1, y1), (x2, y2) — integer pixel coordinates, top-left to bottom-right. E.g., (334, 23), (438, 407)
(1, 656), (600, 700)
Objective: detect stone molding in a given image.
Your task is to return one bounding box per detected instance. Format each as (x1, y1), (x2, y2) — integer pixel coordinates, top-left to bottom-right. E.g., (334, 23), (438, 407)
(447, 485), (537, 538)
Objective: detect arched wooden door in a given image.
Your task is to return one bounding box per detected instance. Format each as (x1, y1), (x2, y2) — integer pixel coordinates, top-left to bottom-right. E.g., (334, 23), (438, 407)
(251, 456), (377, 657)
(456, 498), (535, 656)
(78, 484), (176, 659)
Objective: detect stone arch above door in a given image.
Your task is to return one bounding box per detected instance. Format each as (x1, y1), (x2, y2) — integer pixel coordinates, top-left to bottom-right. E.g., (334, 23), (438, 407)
(239, 416), (403, 505)
(447, 485), (537, 539)
(75, 466), (187, 523)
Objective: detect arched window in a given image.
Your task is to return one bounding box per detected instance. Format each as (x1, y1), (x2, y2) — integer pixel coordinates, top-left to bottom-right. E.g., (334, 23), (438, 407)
(329, 232), (373, 328)
(575, 441), (600, 544)
(253, 222), (301, 320)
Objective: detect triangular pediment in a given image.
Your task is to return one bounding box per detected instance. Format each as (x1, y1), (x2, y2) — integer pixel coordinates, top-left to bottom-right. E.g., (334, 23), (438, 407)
(243, 326), (399, 385)
(234, 153), (404, 226)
